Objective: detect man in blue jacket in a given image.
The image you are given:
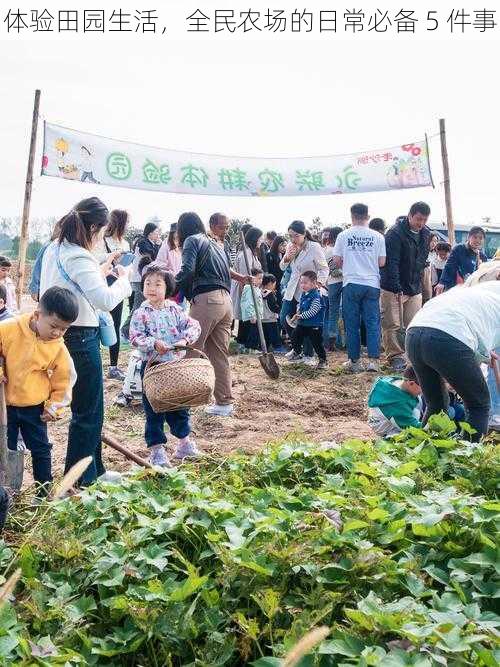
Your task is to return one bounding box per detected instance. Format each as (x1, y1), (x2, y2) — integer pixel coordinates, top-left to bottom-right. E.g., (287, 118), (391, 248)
(380, 202), (431, 371)
(435, 226), (488, 294)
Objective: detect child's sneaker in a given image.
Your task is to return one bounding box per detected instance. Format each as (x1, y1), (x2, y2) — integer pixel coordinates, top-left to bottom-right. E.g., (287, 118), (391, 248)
(343, 360), (364, 373)
(149, 444), (172, 468)
(174, 439), (202, 460)
(317, 360), (328, 370)
(303, 356), (317, 366)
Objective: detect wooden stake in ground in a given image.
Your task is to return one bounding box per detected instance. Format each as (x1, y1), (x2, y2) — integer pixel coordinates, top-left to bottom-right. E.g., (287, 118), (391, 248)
(16, 89), (41, 309)
(439, 118), (455, 246)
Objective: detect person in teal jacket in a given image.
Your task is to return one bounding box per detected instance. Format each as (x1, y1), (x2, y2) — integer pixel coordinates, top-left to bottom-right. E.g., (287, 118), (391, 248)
(367, 366), (422, 437)
(239, 268), (264, 351)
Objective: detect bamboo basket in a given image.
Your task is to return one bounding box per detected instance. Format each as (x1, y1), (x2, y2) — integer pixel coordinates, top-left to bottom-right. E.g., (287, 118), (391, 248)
(143, 346), (215, 413)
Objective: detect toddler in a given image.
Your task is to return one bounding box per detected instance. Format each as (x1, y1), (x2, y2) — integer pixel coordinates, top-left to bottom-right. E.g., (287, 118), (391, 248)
(285, 271), (327, 369)
(0, 287), (78, 496)
(129, 259), (202, 467)
(261, 274), (285, 352)
(367, 366), (422, 437)
(239, 268), (264, 353)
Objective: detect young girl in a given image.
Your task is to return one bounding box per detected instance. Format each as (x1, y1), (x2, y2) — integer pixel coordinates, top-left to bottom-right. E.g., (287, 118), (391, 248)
(239, 268), (264, 353)
(129, 258), (202, 467)
(261, 273), (285, 352)
(0, 256), (17, 313)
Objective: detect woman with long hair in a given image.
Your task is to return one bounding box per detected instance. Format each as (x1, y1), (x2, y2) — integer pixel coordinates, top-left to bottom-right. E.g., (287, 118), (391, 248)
(100, 209), (131, 379)
(176, 212), (250, 417)
(40, 197), (131, 486)
(121, 221), (162, 339)
(267, 235), (286, 299)
(157, 222), (182, 274)
(231, 227), (263, 348)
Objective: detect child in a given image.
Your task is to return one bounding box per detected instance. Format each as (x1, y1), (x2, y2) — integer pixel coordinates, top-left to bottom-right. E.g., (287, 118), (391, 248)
(239, 268), (264, 353)
(367, 366), (422, 437)
(0, 286), (78, 496)
(0, 256), (17, 314)
(129, 259), (202, 467)
(285, 271), (327, 369)
(0, 284), (12, 322)
(431, 242), (451, 293)
(261, 274), (286, 353)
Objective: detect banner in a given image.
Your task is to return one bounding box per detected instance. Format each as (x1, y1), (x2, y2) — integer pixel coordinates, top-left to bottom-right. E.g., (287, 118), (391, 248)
(41, 122), (433, 197)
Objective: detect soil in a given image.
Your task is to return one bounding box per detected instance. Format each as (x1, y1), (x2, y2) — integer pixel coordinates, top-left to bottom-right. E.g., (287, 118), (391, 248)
(21, 348), (375, 487)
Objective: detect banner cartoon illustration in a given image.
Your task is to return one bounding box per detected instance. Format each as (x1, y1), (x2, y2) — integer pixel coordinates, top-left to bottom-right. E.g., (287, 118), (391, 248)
(42, 122), (433, 197)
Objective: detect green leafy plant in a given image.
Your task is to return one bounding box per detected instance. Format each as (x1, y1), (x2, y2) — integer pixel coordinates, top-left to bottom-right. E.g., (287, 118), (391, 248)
(0, 418), (498, 665)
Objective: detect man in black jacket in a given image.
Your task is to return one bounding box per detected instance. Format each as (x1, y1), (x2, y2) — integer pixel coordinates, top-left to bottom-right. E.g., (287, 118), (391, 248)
(380, 202), (431, 371)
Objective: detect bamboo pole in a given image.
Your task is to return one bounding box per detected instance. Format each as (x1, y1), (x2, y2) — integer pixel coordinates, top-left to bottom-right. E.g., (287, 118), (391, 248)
(16, 89), (41, 309)
(439, 118), (455, 246)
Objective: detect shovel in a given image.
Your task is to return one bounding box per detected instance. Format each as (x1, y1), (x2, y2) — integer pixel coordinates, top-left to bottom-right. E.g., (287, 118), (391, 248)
(0, 358), (24, 492)
(239, 231), (280, 380)
(396, 294), (406, 350)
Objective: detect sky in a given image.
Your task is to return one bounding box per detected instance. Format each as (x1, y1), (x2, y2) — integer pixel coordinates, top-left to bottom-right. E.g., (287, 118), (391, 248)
(1, 8), (499, 237)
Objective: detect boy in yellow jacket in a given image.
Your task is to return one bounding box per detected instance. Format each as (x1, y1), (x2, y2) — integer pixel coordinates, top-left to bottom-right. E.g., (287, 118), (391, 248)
(0, 286), (78, 496)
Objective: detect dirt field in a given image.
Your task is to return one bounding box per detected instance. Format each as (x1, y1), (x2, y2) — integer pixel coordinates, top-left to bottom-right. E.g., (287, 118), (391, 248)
(21, 348), (375, 487)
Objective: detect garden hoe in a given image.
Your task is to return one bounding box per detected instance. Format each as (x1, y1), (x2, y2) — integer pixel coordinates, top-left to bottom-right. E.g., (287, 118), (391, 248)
(239, 231), (280, 380)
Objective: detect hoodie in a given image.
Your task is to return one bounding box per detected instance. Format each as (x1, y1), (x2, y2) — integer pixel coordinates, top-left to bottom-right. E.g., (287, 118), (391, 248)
(240, 284), (264, 322)
(367, 376), (421, 437)
(0, 313), (76, 417)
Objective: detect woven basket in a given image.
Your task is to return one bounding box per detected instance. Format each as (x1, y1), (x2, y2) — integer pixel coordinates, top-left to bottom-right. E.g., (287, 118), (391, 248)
(143, 346), (215, 413)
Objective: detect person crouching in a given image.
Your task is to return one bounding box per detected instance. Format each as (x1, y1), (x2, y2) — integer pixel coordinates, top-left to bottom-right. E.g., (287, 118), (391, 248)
(367, 366), (422, 437)
(129, 258), (202, 467)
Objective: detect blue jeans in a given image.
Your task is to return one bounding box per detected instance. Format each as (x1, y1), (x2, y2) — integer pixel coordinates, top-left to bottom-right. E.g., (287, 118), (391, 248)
(140, 363), (191, 447)
(327, 283), (343, 343)
(279, 298), (313, 356)
(342, 283), (381, 362)
(7, 404), (51, 487)
(64, 327), (105, 486)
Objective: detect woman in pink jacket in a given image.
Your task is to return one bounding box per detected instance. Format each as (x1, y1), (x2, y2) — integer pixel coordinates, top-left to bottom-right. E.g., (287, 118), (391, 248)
(157, 223), (182, 275)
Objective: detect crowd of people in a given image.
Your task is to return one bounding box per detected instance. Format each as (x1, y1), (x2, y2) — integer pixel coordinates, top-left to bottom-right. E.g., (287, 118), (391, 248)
(0, 195), (498, 519)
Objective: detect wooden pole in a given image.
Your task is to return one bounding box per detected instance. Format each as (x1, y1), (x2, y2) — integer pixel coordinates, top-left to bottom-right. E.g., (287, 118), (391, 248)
(102, 432), (153, 469)
(16, 89), (41, 309)
(439, 118), (455, 246)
